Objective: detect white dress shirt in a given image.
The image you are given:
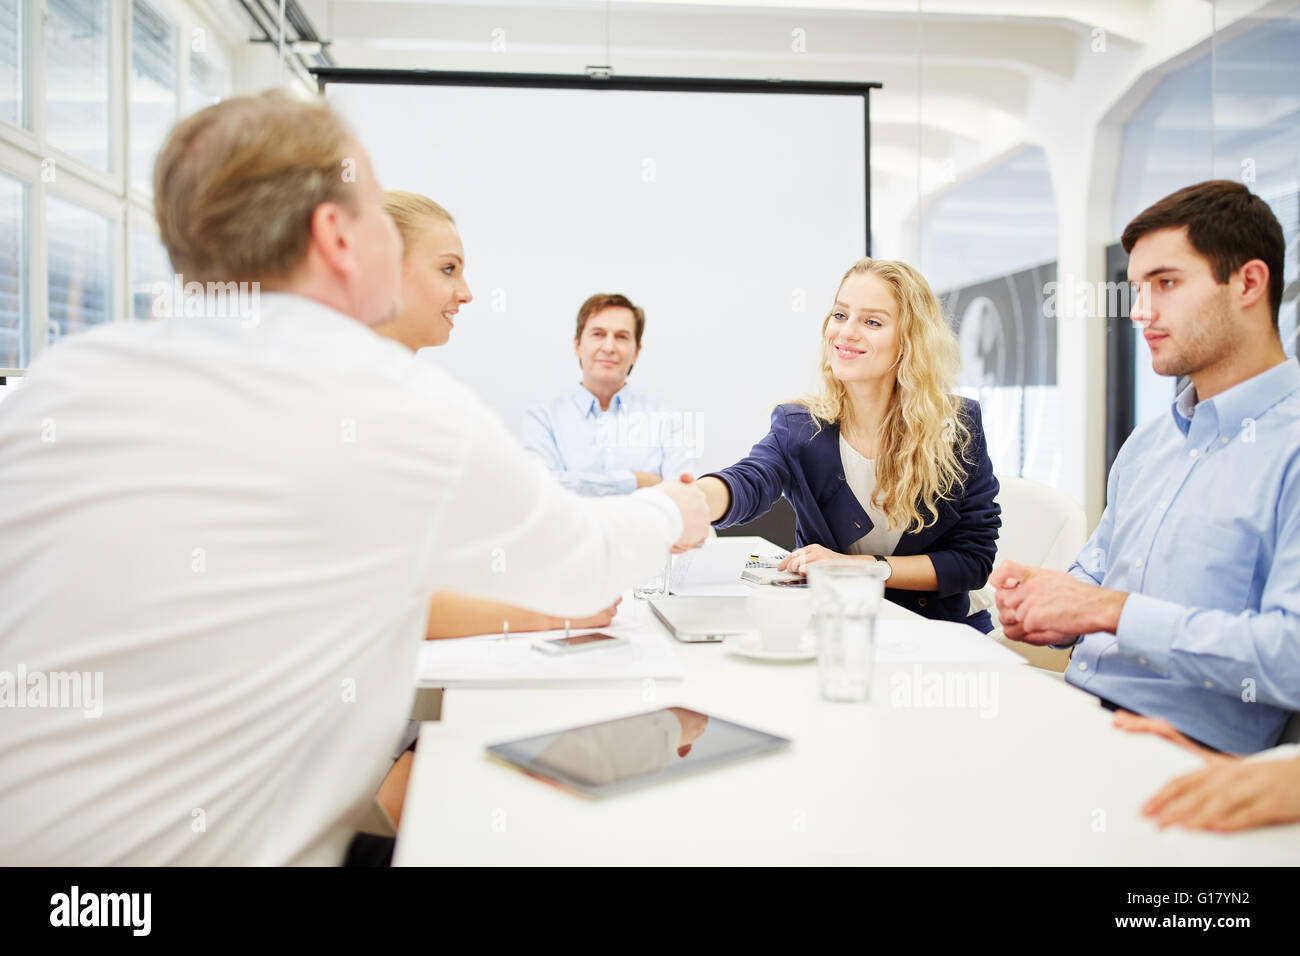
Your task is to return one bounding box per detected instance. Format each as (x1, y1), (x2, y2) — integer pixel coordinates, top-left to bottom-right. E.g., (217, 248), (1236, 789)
(523, 384), (695, 495)
(0, 293), (680, 865)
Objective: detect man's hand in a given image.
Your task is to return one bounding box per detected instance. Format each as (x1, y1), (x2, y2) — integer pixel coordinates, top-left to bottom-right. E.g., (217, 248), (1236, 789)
(633, 471), (662, 489)
(778, 544), (846, 574)
(991, 559), (1127, 645)
(654, 473), (710, 552)
(1142, 755), (1300, 832)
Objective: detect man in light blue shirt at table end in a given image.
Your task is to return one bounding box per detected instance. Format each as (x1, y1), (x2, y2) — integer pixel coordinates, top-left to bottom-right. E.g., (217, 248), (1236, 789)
(523, 293), (698, 495)
(993, 180), (1300, 755)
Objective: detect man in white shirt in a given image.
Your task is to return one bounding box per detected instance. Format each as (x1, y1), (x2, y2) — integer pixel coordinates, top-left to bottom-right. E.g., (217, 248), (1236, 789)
(523, 294), (697, 495)
(0, 90), (708, 865)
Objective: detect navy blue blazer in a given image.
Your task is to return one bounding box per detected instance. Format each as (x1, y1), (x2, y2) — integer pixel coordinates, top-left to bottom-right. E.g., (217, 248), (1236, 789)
(707, 399), (1000, 631)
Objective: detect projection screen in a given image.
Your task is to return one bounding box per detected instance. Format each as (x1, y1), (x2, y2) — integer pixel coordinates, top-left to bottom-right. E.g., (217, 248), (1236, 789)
(323, 73), (872, 474)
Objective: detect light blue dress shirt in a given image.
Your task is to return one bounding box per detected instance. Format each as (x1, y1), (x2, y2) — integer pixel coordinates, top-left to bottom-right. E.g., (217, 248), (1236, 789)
(523, 384), (695, 496)
(1064, 358), (1300, 753)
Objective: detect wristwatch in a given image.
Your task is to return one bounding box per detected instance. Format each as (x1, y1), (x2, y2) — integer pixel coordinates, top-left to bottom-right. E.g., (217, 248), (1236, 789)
(873, 555), (893, 581)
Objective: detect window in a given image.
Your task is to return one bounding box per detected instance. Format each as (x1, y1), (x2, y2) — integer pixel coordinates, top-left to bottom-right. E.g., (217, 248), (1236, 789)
(0, 0), (22, 129)
(0, 172), (24, 367)
(47, 195), (113, 345)
(131, 227), (171, 320)
(188, 48), (226, 114)
(130, 0), (178, 194)
(0, 0), (235, 372)
(45, 0), (113, 172)
(926, 148), (1060, 486)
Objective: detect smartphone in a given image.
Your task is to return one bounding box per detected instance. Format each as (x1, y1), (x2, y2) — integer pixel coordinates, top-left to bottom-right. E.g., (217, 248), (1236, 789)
(533, 632), (630, 655)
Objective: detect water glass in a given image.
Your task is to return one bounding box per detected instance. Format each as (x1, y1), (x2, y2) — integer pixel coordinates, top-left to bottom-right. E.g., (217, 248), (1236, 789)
(634, 550), (673, 599)
(809, 560), (887, 702)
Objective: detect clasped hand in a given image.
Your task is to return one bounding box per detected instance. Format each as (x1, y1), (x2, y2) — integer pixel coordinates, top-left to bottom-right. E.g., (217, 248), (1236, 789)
(990, 559), (1127, 645)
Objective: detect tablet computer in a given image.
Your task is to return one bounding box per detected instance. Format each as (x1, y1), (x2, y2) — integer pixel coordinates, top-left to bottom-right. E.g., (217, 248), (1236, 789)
(486, 707), (790, 798)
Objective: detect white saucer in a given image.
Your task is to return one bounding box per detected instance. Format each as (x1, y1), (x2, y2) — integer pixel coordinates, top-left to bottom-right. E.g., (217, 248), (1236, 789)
(724, 632), (816, 662)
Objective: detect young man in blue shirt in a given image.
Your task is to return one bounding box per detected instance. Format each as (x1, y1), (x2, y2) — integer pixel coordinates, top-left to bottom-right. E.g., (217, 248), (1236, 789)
(993, 180), (1299, 754)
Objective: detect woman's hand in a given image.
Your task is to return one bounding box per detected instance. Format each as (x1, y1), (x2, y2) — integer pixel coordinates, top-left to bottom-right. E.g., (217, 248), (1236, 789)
(552, 598), (622, 631)
(1142, 756), (1300, 832)
(779, 544), (852, 574)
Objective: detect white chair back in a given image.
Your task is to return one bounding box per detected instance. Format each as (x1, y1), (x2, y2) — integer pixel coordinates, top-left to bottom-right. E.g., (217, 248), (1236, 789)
(976, 475), (1088, 640)
(992, 474), (1089, 576)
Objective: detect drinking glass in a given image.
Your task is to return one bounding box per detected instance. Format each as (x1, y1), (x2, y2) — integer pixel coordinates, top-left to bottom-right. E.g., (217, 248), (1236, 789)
(634, 549), (673, 599)
(809, 560), (888, 701)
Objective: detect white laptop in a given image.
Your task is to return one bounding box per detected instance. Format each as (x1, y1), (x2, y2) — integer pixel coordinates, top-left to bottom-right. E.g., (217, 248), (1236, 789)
(647, 595), (754, 643)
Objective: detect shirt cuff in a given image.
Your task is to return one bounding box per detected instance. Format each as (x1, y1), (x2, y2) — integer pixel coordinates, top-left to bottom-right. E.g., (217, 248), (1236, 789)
(613, 470), (637, 495)
(1114, 592), (1184, 675)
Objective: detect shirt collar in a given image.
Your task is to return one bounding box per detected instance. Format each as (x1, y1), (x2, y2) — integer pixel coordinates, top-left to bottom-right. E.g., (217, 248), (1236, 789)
(1171, 359), (1300, 440)
(570, 382), (632, 417)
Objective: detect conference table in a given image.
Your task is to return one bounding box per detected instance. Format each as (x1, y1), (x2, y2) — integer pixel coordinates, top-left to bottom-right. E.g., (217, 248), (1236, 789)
(396, 538), (1300, 865)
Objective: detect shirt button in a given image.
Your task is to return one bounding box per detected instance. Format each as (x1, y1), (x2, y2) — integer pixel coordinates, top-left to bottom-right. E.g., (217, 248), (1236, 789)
(1138, 656), (1148, 666)
(917, 598), (928, 607)
(1157, 501), (1167, 509)
(1220, 437), (1229, 445)
(1203, 680), (1213, 689)
(1077, 661), (1088, 672)
(1134, 558), (1144, 569)
(1189, 448), (1199, 458)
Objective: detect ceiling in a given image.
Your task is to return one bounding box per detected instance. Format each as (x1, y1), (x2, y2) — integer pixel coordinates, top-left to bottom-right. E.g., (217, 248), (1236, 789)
(262, 0), (1283, 253)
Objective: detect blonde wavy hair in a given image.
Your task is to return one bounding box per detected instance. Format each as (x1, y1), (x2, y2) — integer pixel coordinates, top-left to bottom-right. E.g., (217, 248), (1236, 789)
(794, 258), (972, 533)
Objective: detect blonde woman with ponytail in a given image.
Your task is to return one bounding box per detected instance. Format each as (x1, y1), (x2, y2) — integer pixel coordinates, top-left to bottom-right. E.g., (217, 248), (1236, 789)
(697, 258), (1000, 631)
(374, 190), (621, 640)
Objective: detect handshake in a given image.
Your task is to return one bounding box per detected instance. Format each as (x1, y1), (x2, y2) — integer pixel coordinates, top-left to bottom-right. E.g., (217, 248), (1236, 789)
(652, 472), (714, 553)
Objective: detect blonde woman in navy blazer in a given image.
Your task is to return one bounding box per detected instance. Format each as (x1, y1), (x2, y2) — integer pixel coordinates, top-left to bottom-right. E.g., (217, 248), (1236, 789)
(697, 258), (1001, 631)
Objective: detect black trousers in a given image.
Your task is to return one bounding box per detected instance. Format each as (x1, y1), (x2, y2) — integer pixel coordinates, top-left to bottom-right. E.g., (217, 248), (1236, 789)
(343, 833), (395, 867)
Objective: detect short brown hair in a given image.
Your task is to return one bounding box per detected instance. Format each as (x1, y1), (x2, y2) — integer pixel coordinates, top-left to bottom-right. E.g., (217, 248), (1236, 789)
(574, 293), (645, 346)
(1121, 180), (1285, 327)
(383, 190), (454, 254)
(154, 90), (358, 284)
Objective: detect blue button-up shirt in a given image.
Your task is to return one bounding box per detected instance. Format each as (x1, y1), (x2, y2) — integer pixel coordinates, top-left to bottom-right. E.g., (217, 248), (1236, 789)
(522, 384), (697, 496)
(1065, 358), (1300, 753)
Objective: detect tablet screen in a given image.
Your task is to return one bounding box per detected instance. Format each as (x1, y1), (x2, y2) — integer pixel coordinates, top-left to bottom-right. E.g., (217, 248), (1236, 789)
(486, 708), (790, 797)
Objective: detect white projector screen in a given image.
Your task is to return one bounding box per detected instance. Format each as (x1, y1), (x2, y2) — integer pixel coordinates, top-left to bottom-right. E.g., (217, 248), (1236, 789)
(327, 80), (867, 475)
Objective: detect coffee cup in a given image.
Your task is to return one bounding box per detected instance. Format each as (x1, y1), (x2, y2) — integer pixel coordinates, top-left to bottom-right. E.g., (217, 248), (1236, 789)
(746, 587), (812, 652)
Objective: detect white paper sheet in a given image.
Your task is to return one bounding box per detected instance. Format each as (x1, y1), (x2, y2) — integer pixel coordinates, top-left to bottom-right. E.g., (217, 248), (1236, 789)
(875, 619), (1027, 665)
(415, 626), (684, 688)
(669, 536), (775, 596)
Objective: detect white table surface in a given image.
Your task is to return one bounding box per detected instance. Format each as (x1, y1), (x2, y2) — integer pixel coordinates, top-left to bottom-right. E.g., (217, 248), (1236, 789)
(396, 538), (1300, 865)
